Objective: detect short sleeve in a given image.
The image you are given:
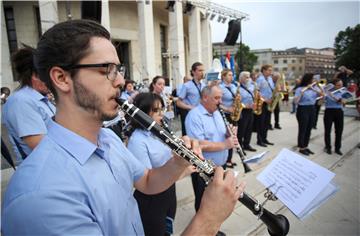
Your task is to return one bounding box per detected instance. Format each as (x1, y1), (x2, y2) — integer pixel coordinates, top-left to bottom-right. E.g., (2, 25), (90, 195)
(4, 99), (48, 138)
(185, 111), (205, 140)
(2, 190), (103, 235)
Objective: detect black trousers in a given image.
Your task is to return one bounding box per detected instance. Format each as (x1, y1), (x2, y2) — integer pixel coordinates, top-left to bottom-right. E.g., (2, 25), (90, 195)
(273, 103), (280, 126)
(313, 103), (321, 128)
(191, 165), (226, 212)
(179, 108), (189, 136)
(257, 104), (271, 143)
(134, 184), (176, 236)
(296, 105), (315, 148)
(324, 108), (344, 151)
(237, 109), (254, 147)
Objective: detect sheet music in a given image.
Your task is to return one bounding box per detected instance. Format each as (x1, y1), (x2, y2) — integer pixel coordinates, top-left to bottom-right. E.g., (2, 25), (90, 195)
(243, 151), (267, 164)
(257, 148), (338, 219)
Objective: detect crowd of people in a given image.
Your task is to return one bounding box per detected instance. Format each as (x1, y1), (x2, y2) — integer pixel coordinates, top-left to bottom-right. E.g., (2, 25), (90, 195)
(1, 19), (358, 236)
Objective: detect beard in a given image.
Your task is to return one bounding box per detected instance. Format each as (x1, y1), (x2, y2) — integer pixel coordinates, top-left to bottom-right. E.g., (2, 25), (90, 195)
(73, 79), (117, 121)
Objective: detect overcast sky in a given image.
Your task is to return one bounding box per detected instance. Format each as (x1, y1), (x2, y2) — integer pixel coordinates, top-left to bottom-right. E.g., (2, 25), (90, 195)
(210, 0), (359, 50)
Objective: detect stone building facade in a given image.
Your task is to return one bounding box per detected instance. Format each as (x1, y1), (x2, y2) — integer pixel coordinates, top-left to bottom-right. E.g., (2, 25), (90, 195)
(1, 0), (216, 90)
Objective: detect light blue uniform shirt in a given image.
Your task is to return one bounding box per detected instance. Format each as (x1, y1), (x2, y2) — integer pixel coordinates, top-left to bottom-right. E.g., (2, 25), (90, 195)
(2, 119), (146, 235)
(219, 82), (237, 110)
(325, 90), (343, 109)
(178, 80), (204, 107)
(120, 90), (135, 101)
(295, 87), (319, 106)
(256, 74), (274, 100)
(128, 129), (172, 169)
(2, 86), (55, 162)
(239, 83), (254, 107)
(185, 104), (227, 166)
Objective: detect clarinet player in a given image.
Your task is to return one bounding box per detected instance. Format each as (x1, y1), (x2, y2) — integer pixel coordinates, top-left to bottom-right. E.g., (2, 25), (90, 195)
(185, 84), (238, 236)
(2, 19), (245, 236)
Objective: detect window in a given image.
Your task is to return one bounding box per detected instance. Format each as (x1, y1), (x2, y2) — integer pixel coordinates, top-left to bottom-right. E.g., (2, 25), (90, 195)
(81, 1), (102, 23)
(283, 59), (287, 64)
(274, 59), (278, 64)
(283, 67), (287, 72)
(160, 25), (168, 78)
(299, 59), (302, 63)
(299, 66), (302, 71)
(274, 67), (279, 71)
(292, 66), (296, 71)
(4, 7), (18, 54)
(292, 59), (296, 63)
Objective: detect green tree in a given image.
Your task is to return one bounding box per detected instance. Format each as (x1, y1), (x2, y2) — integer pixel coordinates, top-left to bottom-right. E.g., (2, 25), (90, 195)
(334, 24), (360, 72)
(235, 43), (258, 72)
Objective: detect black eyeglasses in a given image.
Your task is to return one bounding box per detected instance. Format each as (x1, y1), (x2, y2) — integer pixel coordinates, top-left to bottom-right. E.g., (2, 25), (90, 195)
(64, 63), (126, 81)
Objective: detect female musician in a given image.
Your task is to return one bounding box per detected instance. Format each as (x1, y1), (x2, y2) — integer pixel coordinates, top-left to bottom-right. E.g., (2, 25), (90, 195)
(238, 71), (257, 152)
(219, 68), (238, 168)
(323, 78), (345, 155)
(294, 73), (324, 155)
(120, 79), (138, 103)
(150, 75), (175, 127)
(127, 93), (192, 236)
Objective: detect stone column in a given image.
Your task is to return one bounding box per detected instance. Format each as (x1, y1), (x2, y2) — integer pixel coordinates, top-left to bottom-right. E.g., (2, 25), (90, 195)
(101, 0), (110, 32)
(168, 1), (186, 87)
(201, 18), (212, 70)
(38, 0), (59, 34)
(137, 0), (155, 79)
(188, 7), (202, 66)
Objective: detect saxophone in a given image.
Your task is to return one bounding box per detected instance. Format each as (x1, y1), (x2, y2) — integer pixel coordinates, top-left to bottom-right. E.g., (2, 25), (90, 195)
(253, 81), (264, 115)
(268, 73), (285, 112)
(230, 83), (245, 122)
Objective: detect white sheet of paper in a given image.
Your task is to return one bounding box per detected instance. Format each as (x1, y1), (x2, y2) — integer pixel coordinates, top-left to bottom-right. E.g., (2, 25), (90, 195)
(257, 148), (336, 218)
(243, 151), (267, 164)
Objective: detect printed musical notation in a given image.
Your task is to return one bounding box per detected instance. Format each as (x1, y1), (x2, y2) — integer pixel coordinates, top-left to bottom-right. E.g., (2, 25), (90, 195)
(257, 148), (338, 219)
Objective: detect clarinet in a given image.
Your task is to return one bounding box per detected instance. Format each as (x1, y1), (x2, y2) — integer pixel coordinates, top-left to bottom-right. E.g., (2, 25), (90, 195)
(217, 106), (252, 173)
(116, 98), (290, 236)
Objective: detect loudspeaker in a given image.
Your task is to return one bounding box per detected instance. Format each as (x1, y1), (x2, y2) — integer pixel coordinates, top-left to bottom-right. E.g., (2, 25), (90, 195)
(224, 19), (241, 45)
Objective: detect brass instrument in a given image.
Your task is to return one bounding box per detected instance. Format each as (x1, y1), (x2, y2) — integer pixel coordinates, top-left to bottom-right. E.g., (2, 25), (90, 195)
(230, 83), (245, 122)
(301, 82), (317, 93)
(253, 81), (264, 115)
(268, 73), (285, 112)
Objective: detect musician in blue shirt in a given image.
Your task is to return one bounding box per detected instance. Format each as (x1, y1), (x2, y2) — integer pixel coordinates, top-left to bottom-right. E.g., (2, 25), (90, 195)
(255, 64), (274, 147)
(219, 68), (238, 168)
(185, 85), (238, 223)
(2, 20), (243, 236)
(176, 62), (205, 135)
(120, 79), (138, 103)
(128, 92), (194, 235)
(238, 71), (257, 153)
(2, 46), (55, 163)
(294, 73), (324, 156)
(323, 78), (346, 155)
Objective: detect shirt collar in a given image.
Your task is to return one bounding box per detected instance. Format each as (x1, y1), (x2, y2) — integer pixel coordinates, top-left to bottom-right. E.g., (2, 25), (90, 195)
(47, 119), (98, 165)
(23, 86), (46, 101)
(199, 103), (213, 116)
